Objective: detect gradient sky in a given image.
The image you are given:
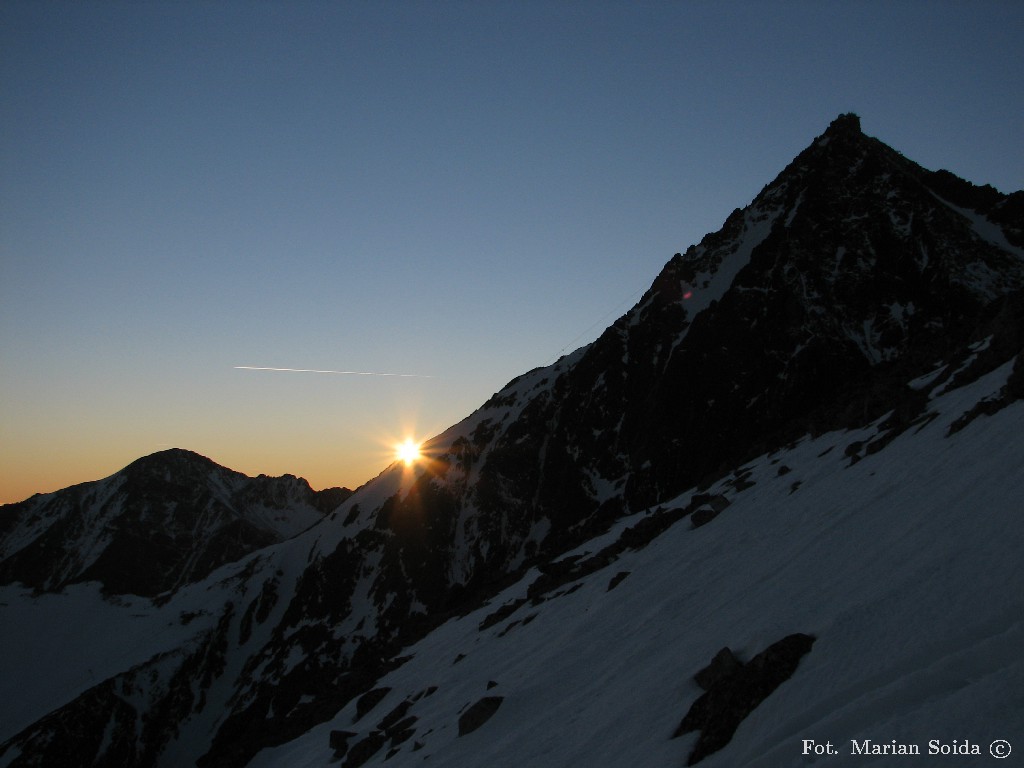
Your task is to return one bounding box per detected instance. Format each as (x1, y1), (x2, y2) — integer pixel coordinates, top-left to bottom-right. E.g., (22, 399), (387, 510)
(2, 1), (1022, 503)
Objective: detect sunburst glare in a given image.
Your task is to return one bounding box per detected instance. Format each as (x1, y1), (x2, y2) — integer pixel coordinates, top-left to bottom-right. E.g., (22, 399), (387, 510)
(396, 438), (422, 466)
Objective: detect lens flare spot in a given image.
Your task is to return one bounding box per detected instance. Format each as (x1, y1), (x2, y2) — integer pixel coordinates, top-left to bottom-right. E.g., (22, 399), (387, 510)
(683, 290), (693, 300)
(396, 439), (422, 466)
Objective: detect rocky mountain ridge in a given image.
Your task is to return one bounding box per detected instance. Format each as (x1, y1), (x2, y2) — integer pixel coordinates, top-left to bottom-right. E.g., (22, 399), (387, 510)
(1, 115), (1022, 767)
(0, 448), (351, 597)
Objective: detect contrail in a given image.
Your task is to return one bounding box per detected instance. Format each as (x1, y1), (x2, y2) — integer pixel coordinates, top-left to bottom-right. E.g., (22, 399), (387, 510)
(234, 366), (432, 378)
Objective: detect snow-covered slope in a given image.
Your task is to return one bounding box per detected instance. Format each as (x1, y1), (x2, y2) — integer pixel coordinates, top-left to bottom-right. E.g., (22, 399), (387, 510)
(3, 345), (1021, 768)
(247, 359), (1024, 768)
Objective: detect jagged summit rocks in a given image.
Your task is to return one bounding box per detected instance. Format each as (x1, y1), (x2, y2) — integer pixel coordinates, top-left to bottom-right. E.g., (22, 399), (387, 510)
(824, 111), (861, 135)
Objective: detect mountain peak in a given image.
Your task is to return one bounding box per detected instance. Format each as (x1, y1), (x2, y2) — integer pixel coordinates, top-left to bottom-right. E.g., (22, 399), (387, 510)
(0, 447), (344, 597)
(487, 113), (1024, 511)
(124, 447), (220, 475)
(824, 111), (861, 136)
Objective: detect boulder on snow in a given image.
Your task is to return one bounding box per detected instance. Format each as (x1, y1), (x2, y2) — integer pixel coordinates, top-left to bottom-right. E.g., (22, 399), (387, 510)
(458, 696), (504, 736)
(690, 494), (731, 528)
(674, 633), (816, 765)
(328, 729), (357, 757)
(353, 687), (391, 723)
(693, 647), (743, 691)
(341, 731), (386, 768)
(607, 571), (631, 591)
(690, 507), (721, 528)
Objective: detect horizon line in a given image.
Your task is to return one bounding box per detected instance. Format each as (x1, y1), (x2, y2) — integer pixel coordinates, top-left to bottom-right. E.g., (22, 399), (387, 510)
(233, 366), (433, 378)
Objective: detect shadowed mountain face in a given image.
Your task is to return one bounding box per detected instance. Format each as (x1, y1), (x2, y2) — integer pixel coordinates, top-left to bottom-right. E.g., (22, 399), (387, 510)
(402, 114), (1024, 573)
(0, 449), (351, 597)
(2, 116), (1023, 768)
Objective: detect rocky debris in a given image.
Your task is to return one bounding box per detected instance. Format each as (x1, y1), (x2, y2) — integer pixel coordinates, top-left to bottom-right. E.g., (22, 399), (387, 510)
(353, 688), (391, 723)
(328, 730), (357, 758)
(341, 731), (386, 768)
(458, 696), (504, 737)
(673, 633), (816, 764)
(478, 597), (530, 631)
(376, 699), (414, 732)
(690, 508), (720, 529)
(374, 698), (420, 748)
(328, 687), (440, 761)
(497, 613), (538, 638)
(692, 647), (744, 691)
(607, 571), (631, 591)
(522, 494), (734, 607)
(947, 291), (1024, 433)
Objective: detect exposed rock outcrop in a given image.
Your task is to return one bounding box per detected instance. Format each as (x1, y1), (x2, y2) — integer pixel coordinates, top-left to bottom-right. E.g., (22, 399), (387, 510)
(674, 633), (817, 765)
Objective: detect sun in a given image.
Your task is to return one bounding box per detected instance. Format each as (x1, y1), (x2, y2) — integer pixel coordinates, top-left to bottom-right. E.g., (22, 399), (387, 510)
(396, 438), (422, 466)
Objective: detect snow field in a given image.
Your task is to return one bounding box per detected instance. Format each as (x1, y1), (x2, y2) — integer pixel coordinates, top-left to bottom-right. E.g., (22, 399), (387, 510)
(248, 360), (1024, 767)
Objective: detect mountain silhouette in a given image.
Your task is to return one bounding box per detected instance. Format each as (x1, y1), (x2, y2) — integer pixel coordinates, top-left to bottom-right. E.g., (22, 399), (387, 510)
(2, 115), (1022, 768)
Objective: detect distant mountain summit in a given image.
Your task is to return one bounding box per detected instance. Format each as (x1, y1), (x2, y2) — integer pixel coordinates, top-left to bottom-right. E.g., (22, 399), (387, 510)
(0, 449), (351, 596)
(3, 116), (1023, 768)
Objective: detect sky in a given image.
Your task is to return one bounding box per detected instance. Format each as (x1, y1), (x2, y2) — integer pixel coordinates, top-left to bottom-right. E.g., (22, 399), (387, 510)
(1, 1), (1022, 504)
